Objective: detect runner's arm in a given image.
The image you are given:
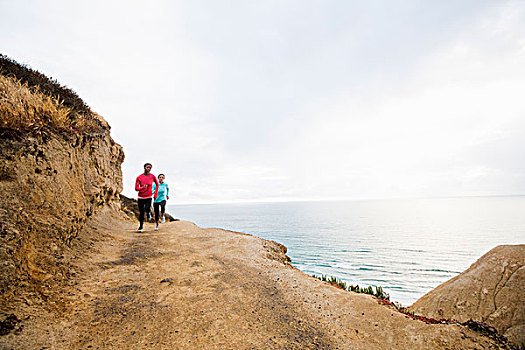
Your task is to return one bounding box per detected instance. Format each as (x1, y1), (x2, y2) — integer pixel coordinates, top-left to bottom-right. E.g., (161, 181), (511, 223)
(153, 175), (159, 199)
(135, 176), (142, 191)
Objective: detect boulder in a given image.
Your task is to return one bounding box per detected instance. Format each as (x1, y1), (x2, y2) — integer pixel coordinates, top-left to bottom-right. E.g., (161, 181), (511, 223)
(410, 245), (525, 344)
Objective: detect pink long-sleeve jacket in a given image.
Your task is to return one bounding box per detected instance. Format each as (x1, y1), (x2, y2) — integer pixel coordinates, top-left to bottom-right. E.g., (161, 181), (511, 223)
(135, 173), (159, 199)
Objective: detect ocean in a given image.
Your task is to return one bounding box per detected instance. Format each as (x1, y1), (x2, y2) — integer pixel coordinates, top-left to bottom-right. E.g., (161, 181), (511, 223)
(168, 196), (525, 305)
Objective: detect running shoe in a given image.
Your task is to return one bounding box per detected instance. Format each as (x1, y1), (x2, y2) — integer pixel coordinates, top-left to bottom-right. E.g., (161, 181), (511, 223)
(137, 227), (143, 233)
(154, 224), (159, 231)
(161, 217), (165, 224)
(147, 213), (152, 221)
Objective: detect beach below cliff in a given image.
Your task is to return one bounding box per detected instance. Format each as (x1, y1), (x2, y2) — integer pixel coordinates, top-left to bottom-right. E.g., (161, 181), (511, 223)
(1, 209), (513, 350)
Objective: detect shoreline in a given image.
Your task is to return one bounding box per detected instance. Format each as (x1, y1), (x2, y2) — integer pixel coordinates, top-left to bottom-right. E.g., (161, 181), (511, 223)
(1, 211), (515, 349)
(1, 54), (521, 348)
(165, 198), (525, 307)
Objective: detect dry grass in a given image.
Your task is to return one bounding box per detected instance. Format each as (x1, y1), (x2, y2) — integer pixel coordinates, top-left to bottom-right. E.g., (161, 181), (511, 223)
(0, 75), (102, 133)
(1, 54), (93, 117)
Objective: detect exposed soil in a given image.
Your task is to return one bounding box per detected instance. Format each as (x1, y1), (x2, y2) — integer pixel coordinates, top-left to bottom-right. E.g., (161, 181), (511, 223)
(0, 212), (515, 349)
(410, 244), (525, 345)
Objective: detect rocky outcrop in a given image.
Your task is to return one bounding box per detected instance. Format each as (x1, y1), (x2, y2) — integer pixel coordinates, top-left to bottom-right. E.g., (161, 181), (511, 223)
(0, 55), (519, 349)
(0, 56), (125, 312)
(120, 194), (178, 222)
(0, 220), (518, 349)
(0, 130), (124, 308)
(410, 245), (525, 344)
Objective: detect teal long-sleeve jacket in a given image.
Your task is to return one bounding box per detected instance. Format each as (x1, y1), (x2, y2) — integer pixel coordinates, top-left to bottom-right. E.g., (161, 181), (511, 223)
(152, 182), (169, 203)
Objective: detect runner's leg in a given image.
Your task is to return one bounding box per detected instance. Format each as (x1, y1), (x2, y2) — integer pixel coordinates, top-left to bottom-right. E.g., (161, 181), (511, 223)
(160, 200), (166, 222)
(138, 199), (145, 228)
(144, 198), (152, 221)
(154, 201), (160, 223)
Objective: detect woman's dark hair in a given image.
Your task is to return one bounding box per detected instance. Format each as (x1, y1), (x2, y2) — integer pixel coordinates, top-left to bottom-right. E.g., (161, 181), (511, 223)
(158, 173), (165, 177)
(144, 163), (152, 168)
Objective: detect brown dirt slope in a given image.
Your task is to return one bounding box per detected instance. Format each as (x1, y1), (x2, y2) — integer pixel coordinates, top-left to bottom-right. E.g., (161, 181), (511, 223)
(0, 210), (516, 349)
(410, 245), (525, 345)
(0, 127), (124, 309)
(0, 55), (517, 349)
(0, 60), (124, 317)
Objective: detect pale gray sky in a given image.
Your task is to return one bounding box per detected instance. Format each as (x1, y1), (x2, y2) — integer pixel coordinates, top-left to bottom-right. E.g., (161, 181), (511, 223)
(2, 0), (525, 203)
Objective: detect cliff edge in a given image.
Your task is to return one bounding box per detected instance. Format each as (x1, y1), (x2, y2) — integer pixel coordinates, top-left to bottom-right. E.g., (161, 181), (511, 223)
(2, 218), (519, 349)
(0, 55), (519, 349)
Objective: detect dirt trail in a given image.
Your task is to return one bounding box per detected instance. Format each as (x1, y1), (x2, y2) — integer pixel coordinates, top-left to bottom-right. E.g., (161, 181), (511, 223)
(1, 214), (511, 349)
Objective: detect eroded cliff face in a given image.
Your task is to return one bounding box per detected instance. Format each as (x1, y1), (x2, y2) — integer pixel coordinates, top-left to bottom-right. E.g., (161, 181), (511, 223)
(410, 245), (525, 345)
(0, 129), (124, 310)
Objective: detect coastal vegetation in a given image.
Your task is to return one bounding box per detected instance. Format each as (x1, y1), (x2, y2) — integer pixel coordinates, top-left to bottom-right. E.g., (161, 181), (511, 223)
(312, 274), (390, 300)
(311, 272), (524, 349)
(0, 54), (106, 134)
(1, 53), (521, 349)
(0, 54), (124, 337)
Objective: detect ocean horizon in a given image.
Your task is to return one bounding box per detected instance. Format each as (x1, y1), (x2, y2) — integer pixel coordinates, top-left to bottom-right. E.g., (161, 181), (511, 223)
(168, 196), (525, 305)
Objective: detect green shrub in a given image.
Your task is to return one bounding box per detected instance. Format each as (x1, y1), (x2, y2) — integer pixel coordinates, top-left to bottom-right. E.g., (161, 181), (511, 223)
(312, 274), (390, 301)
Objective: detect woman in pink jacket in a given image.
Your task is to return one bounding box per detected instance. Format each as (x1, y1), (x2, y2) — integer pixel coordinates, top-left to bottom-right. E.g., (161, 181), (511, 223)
(135, 163), (158, 232)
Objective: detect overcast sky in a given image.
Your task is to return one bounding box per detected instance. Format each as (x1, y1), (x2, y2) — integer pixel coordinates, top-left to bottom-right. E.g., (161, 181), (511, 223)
(1, 0), (525, 203)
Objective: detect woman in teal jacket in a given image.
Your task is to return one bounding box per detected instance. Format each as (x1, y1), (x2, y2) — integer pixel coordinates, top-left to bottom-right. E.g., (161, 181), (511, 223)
(152, 173), (170, 230)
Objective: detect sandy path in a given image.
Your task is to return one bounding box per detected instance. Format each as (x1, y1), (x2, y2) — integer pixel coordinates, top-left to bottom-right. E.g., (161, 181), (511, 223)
(1, 214), (509, 349)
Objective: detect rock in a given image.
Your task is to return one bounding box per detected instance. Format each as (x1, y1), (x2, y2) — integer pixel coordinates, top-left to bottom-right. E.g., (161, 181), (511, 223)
(120, 194), (178, 222)
(410, 245), (525, 345)
(0, 314), (20, 336)
(1, 55), (518, 350)
(0, 59), (125, 310)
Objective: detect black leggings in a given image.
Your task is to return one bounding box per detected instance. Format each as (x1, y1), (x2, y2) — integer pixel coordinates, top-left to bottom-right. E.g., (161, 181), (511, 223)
(137, 198), (152, 227)
(154, 200), (166, 223)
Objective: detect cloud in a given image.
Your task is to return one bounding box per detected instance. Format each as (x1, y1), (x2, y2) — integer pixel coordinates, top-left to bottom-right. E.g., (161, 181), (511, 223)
(271, 1), (525, 200)
(1, 0), (523, 203)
